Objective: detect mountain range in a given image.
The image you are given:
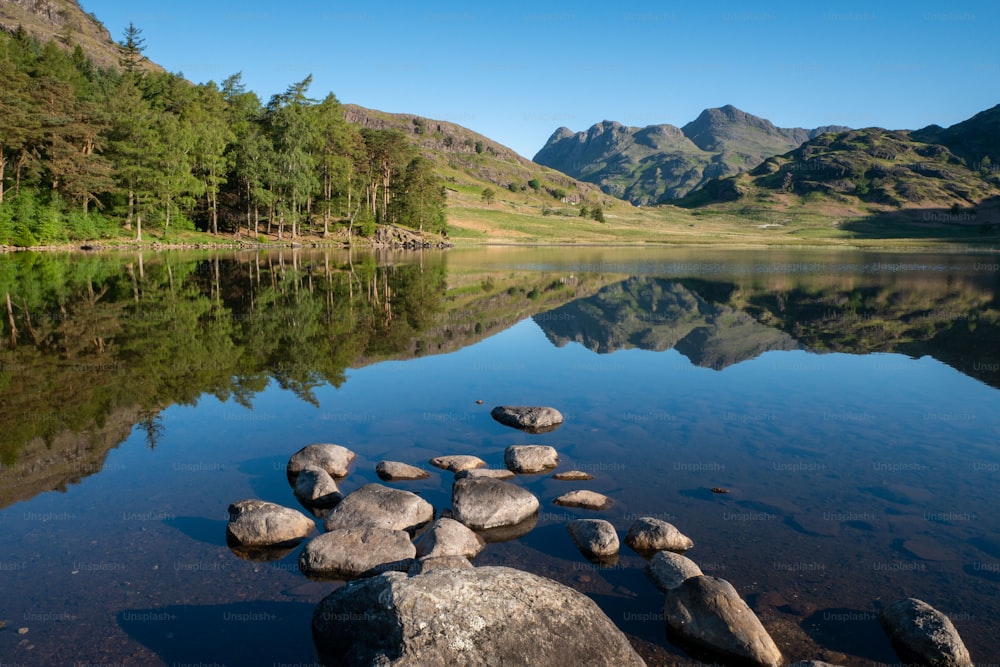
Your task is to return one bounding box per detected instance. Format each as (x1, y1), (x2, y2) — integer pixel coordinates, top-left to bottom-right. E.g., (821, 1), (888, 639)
(533, 105), (850, 205)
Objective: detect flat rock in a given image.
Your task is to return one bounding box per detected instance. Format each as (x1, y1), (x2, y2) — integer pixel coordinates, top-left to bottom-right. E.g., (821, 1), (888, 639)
(312, 566), (646, 666)
(299, 527), (415, 579)
(567, 519), (619, 560)
(414, 517), (485, 559)
(287, 443), (356, 484)
(490, 405), (564, 434)
(451, 477), (540, 530)
(504, 445), (559, 473)
(226, 499), (315, 547)
(664, 575), (782, 667)
(323, 483), (434, 534)
(376, 460), (431, 481)
(879, 598), (972, 667)
(407, 555), (474, 576)
(429, 455), (486, 472)
(454, 468), (516, 480)
(625, 516), (694, 553)
(647, 550), (704, 592)
(554, 490), (613, 510)
(292, 466), (342, 507)
(553, 470), (594, 481)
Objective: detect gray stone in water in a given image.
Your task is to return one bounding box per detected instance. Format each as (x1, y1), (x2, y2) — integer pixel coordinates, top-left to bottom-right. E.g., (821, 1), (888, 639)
(225, 499), (315, 547)
(299, 526), (415, 580)
(414, 517), (485, 559)
(879, 598), (973, 667)
(312, 566), (647, 666)
(454, 468), (516, 480)
(625, 516), (694, 553)
(566, 519), (619, 560)
(323, 483), (434, 534)
(553, 470), (594, 481)
(287, 443), (356, 484)
(553, 489), (613, 510)
(664, 575), (782, 667)
(429, 454), (486, 472)
(504, 444), (559, 473)
(490, 405), (564, 433)
(646, 550), (703, 592)
(407, 555), (474, 576)
(292, 466), (342, 507)
(451, 477), (540, 530)
(376, 460), (431, 481)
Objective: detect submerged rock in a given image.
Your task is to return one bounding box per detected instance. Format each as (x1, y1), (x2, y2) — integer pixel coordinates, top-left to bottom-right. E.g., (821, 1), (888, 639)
(414, 517), (485, 559)
(292, 466), (342, 507)
(566, 519), (619, 560)
(879, 598), (973, 667)
(376, 460), (431, 481)
(226, 499), (315, 547)
(287, 443), (356, 484)
(504, 445), (559, 473)
(490, 405), (564, 433)
(625, 517), (694, 554)
(299, 526), (415, 579)
(454, 468), (516, 480)
(451, 477), (539, 531)
(323, 483), (434, 534)
(553, 490), (613, 510)
(429, 454), (486, 472)
(647, 550), (703, 592)
(664, 575), (782, 667)
(553, 470), (594, 481)
(312, 566), (646, 666)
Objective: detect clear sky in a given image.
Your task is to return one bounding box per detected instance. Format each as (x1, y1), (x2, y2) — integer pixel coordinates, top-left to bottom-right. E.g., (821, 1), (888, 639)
(79, 0), (998, 159)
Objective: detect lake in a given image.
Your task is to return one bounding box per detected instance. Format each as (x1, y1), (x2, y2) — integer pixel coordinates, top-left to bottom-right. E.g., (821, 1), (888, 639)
(1, 245), (998, 666)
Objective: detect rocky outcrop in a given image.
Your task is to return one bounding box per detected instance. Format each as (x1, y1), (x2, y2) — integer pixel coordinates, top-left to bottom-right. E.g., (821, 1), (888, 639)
(322, 483), (434, 534)
(299, 526), (415, 579)
(504, 445), (559, 473)
(490, 406), (564, 433)
(225, 499), (315, 547)
(451, 477), (539, 531)
(664, 575), (782, 667)
(879, 598), (973, 667)
(312, 566), (647, 666)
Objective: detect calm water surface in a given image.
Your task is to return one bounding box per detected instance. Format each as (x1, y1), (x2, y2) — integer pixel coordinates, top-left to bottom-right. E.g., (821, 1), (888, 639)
(0, 246), (998, 666)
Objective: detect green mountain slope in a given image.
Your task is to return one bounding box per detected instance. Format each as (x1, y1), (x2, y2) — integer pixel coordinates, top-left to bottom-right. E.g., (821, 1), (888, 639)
(912, 104), (1000, 170)
(533, 105), (848, 205)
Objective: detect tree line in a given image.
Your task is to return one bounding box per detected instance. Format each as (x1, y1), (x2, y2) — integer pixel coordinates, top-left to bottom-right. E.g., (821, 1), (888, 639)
(0, 25), (446, 246)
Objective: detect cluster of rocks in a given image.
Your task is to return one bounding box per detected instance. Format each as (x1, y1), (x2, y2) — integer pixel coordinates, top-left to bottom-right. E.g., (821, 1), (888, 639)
(225, 406), (975, 667)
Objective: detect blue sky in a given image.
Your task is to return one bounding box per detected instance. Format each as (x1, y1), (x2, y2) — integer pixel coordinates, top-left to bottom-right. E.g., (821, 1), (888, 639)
(80, 0), (998, 158)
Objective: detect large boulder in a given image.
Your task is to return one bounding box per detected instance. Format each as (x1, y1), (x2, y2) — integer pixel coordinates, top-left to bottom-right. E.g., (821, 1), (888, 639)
(664, 575), (782, 667)
(414, 517), (485, 559)
(646, 550), (703, 592)
(566, 519), (619, 560)
(490, 405), (564, 433)
(292, 466), (342, 507)
(879, 598), (973, 667)
(287, 443), (356, 483)
(299, 526), (415, 579)
(625, 517), (694, 554)
(312, 566), (647, 666)
(323, 483), (434, 534)
(225, 499), (315, 547)
(451, 477), (539, 531)
(504, 445), (559, 473)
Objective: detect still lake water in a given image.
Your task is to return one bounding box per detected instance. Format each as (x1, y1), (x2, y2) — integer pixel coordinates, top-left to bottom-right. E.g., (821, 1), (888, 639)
(0, 245), (998, 666)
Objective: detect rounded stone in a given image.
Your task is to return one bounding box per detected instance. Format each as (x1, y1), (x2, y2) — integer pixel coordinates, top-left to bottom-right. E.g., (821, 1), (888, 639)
(226, 499), (315, 547)
(287, 443), (356, 484)
(504, 445), (559, 473)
